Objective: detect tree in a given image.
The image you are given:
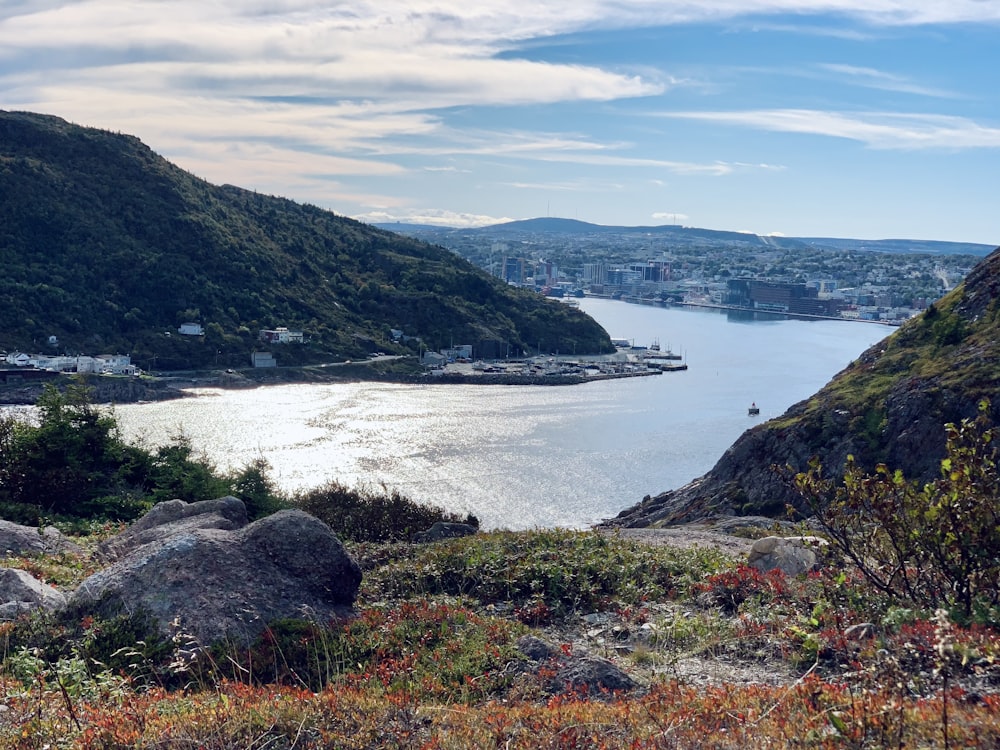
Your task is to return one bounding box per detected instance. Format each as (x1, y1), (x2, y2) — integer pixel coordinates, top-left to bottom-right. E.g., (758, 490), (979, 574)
(796, 399), (1000, 623)
(229, 456), (285, 520)
(0, 382), (150, 520)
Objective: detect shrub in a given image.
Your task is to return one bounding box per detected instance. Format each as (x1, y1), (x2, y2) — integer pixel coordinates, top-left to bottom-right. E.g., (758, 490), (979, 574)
(293, 480), (477, 542)
(796, 399), (1000, 623)
(362, 529), (728, 614)
(228, 456), (287, 520)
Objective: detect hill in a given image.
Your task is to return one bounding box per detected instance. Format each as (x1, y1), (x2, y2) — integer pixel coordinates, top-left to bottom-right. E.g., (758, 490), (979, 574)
(605, 245), (1000, 527)
(379, 217), (995, 257)
(0, 111), (614, 370)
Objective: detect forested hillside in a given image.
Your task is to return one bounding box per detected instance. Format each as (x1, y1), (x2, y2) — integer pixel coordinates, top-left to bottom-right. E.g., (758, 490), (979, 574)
(0, 111), (613, 369)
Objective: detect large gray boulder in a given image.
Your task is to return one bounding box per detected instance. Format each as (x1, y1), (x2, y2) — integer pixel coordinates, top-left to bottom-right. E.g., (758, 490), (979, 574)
(98, 496), (249, 561)
(747, 535), (827, 576)
(0, 519), (82, 556)
(71, 509), (362, 646)
(0, 568), (67, 620)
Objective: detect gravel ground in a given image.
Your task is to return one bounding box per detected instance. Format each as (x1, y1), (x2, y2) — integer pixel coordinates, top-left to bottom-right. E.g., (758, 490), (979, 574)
(603, 526), (756, 558)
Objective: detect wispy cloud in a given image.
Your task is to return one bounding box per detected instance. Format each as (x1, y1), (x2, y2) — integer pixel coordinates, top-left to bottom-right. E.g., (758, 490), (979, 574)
(818, 63), (961, 98)
(663, 109), (1000, 150)
(2, 1), (999, 236)
(355, 208), (512, 228)
(652, 211), (689, 222)
(503, 180), (626, 192)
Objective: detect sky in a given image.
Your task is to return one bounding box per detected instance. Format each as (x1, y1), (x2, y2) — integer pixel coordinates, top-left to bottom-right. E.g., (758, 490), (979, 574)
(1, 2), (999, 244)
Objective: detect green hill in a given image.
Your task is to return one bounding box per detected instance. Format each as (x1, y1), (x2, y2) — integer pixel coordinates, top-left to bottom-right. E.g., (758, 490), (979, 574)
(0, 111), (613, 370)
(606, 246), (1000, 527)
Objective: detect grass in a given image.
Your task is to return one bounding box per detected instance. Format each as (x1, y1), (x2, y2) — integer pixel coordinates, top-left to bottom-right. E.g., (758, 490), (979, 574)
(2, 527), (999, 748)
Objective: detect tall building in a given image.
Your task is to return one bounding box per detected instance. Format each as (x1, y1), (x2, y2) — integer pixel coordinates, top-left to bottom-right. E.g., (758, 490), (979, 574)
(502, 256), (526, 285)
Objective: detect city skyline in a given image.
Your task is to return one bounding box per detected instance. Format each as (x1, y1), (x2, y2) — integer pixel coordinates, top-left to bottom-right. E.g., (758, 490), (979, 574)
(2, 1), (999, 244)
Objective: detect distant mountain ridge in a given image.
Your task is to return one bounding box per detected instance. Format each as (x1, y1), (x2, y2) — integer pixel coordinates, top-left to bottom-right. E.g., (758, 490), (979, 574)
(378, 217), (994, 257)
(0, 111), (614, 369)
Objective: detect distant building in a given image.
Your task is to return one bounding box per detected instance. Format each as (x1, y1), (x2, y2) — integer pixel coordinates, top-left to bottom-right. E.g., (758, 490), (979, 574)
(726, 279), (844, 317)
(178, 322), (204, 336)
(441, 345), (473, 360)
(250, 351), (276, 368)
(502, 257), (526, 285)
(421, 351), (446, 367)
(5, 352), (137, 375)
(582, 262), (608, 285)
(259, 327), (304, 344)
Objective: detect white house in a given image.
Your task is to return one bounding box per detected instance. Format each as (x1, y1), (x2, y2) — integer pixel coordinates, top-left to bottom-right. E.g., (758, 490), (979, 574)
(259, 327), (304, 344)
(178, 322), (205, 336)
(97, 354), (137, 376)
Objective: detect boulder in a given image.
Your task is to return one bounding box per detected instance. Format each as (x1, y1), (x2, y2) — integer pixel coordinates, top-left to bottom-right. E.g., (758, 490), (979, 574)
(747, 535), (827, 576)
(514, 634), (638, 696)
(99, 496), (249, 561)
(71, 509), (362, 647)
(553, 656), (638, 696)
(0, 519), (82, 556)
(412, 522), (477, 543)
(0, 568), (67, 620)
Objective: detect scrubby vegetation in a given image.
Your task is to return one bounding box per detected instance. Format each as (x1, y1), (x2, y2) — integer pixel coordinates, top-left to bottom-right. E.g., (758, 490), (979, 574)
(798, 398), (1000, 624)
(2, 384), (1000, 747)
(3, 524), (1000, 748)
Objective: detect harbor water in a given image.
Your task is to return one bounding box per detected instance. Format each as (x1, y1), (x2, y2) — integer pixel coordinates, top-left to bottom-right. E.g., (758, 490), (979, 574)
(102, 298), (890, 530)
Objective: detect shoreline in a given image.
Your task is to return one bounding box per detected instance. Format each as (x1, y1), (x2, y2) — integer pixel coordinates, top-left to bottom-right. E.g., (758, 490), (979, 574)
(0, 357), (671, 406)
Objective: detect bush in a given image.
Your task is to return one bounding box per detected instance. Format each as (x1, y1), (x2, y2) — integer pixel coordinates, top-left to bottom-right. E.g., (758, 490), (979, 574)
(0, 383), (152, 520)
(0, 383), (284, 523)
(293, 480), (477, 543)
(362, 529), (728, 615)
(228, 456), (287, 520)
(796, 399), (1000, 623)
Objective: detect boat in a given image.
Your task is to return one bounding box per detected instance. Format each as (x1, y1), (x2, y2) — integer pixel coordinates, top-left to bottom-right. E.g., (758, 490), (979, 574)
(748, 402), (760, 416)
(641, 339), (684, 361)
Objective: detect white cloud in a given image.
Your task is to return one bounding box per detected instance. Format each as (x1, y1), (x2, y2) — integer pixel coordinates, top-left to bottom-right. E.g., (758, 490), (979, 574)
(3, 0), (999, 227)
(503, 180), (625, 192)
(652, 211), (689, 222)
(354, 208), (511, 228)
(663, 109), (1000, 150)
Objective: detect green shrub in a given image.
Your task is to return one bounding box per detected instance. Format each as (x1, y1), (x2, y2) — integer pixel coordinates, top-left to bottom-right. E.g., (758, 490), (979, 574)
(797, 399), (1000, 624)
(293, 480), (477, 542)
(1, 606), (171, 687)
(228, 456), (288, 520)
(362, 529), (729, 615)
(202, 603), (522, 700)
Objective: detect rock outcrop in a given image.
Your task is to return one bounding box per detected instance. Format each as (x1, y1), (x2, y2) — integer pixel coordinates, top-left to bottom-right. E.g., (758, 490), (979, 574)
(605, 247), (1000, 528)
(99, 496), (249, 561)
(71, 508), (362, 647)
(0, 519), (82, 556)
(0, 568), (67, 620)
(747, 536), (827, 577)
(515, 634), (638, 696)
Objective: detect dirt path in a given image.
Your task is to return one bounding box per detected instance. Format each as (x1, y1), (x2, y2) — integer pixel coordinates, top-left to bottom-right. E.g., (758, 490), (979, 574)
(600, 526), (755, 557)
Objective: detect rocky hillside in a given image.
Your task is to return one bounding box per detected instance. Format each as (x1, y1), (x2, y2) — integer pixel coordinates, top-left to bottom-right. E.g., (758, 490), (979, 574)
(0, 111), (613, 368)
(606, 246), (1000, 528)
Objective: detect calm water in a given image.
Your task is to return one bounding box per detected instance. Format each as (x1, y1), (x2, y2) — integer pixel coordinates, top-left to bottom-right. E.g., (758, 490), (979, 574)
(101, 299), (889, 530)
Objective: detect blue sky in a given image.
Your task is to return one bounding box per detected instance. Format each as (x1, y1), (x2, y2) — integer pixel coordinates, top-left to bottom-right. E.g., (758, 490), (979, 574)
(2, 2), (999, 243)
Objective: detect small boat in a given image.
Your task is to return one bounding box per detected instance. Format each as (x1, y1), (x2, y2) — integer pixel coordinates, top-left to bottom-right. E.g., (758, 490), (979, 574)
(748, 402), (760, 416)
